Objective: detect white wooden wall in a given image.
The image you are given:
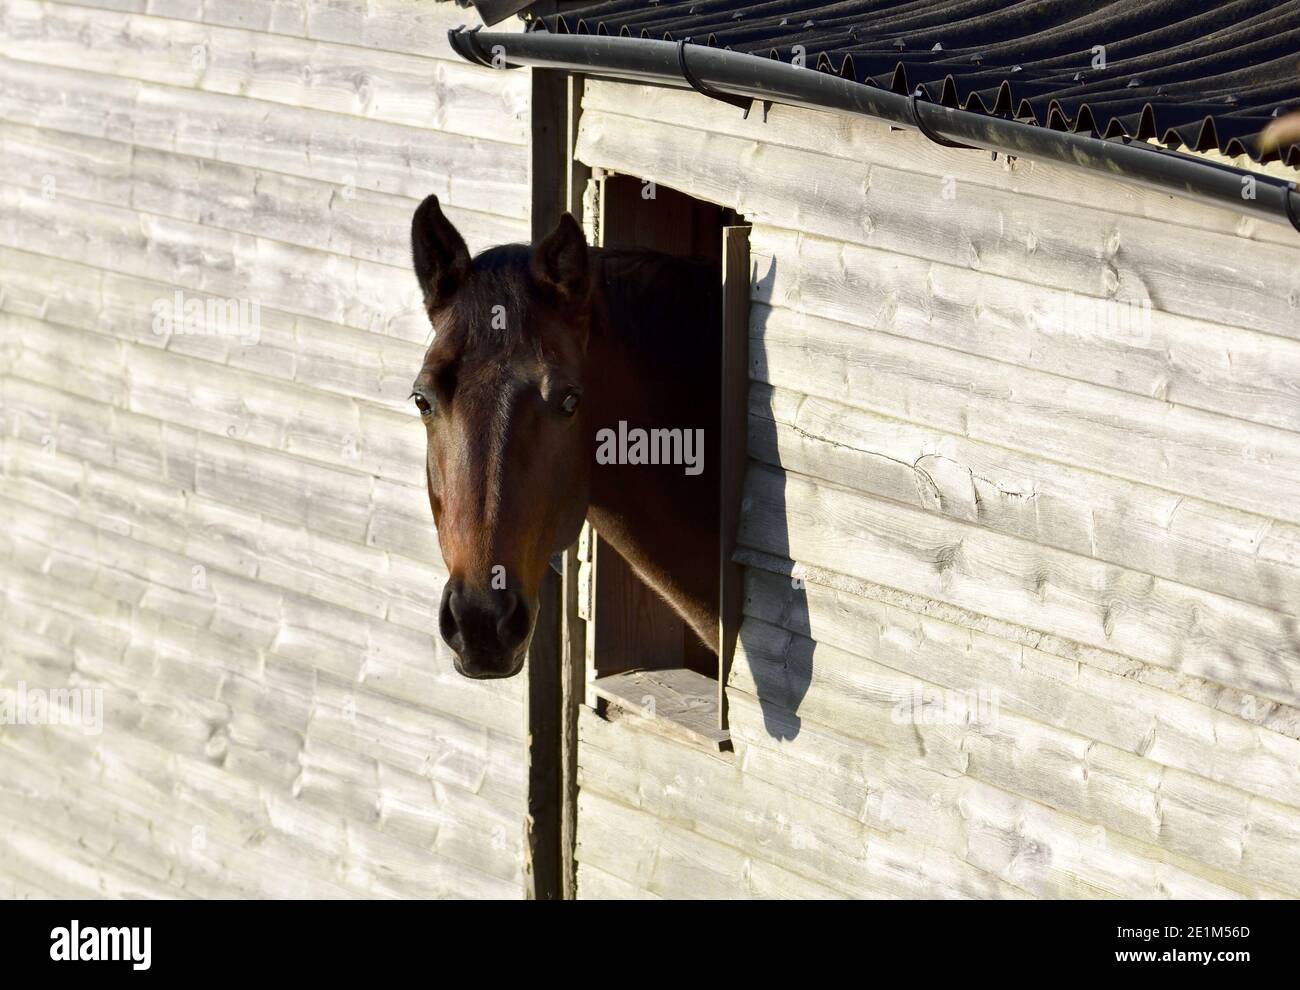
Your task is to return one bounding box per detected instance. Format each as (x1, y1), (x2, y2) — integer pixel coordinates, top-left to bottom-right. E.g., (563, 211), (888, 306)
(571, 79), (1300, 899)
(0, 0), (534, 898)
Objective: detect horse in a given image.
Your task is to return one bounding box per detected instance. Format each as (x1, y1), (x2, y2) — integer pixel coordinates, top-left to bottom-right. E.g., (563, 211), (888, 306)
(410, 195), (721, 679)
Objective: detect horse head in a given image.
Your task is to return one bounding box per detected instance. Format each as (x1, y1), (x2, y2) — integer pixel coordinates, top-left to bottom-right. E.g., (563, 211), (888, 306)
(410, 195), (591, 678)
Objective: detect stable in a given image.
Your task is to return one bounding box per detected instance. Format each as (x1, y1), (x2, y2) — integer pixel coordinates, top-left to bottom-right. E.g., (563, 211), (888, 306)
(452, 0), (1300, 899)
(1, 0), (1299, 902)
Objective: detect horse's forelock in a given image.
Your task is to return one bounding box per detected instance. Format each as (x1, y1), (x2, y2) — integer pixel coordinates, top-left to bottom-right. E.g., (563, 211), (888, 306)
(440, 245), (535, 352)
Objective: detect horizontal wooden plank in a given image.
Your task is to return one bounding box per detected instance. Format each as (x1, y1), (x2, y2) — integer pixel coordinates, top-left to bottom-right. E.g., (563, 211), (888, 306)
(0, 565), (528, 821)
(731, 615), (1300, 895)
(0, 245), (428, 411)
(2, 311), (430, 488)
(579, 708), (1029, 899)
(0, 731), (349, 899)
(738, 218), (1300, 432)
(0, 731), (521, 898)
(0, 57), (529, 221)
(732, 541), (1300, 752)
(574, 787), (848, 900)
(741, 565), (1300, 810)
(749, 382), (1300, 620)
(739, 461), (1300, 710)
(581, 79), (1300, 248)
(577, 103), (1300, 339)
(77, 451), (434, 631)
(727, 692), (1277, 899)
(59, 0), (513, 63)
(0, 120), (527, 268)
(0, 1), (529, 143)
(589, 668), (729, 750)
(750, 286), (1300, 526)
(0, 803), (190, 898)
(0, 183), (429, 340)
(0, 507), (517, 797)
(0, 501), (527, 737)
(2, 376), (397, 553)
(574, 862), (662, 900)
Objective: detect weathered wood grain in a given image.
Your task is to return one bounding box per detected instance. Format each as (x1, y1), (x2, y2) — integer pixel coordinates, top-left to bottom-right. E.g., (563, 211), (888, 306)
(578, 95), (1300, 338)
(0, 58), (529, 221)
(1, 496), (525, 738)
(4, 376), (368, 546)
(740, 461), (1300, 709)
(581, 79), (1300, 249)
(730, 615), (1300, 895)
(749, 382), (1300, 617)
(5, 245), (352, 403)
(579, 708), (1030, 899)
(0, 120), (528, 266)
(750, 291), (1300, 526)
(574, 862), (662, 900)
(0, 0), (533, 901)
(589, 668), (729, 750)
(574, 786), (850, 900)
(727, 692), (1280, 899)
(744, 224), (1300, 433)
(55, 0), (516, 62)
(741, 565), (1300, 810)
(3, 310), (433, 489)
(0, 1), (529, 143)
(0, 184), (429, 340)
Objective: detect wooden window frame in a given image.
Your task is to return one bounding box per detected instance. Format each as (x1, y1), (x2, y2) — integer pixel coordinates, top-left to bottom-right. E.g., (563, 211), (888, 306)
(573, 170), (749, 752)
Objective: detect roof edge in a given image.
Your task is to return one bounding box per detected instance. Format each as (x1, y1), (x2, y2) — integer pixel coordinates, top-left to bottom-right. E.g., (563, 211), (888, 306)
(449, 26), (1300, 236)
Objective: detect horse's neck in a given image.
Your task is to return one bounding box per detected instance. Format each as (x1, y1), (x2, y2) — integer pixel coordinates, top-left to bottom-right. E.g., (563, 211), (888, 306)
(581, 249), (721, 650)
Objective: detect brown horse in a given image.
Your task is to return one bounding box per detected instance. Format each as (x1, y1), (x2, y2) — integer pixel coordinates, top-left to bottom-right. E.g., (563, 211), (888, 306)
(410, 195), (720, 678)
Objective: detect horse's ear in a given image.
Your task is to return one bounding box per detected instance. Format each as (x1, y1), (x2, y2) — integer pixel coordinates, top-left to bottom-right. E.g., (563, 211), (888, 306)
(530, 213), (589, 304)
(411, 195), (470, 311)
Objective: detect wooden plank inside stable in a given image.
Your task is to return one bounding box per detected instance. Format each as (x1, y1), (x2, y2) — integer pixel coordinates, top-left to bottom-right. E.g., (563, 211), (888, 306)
(589, 668), (730, 750)
(592, 538), (686, 674)
(718, 224), (751, 730)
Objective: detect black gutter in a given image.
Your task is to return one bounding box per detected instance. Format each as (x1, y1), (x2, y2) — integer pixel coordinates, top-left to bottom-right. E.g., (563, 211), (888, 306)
(449, 27), (1300, 235)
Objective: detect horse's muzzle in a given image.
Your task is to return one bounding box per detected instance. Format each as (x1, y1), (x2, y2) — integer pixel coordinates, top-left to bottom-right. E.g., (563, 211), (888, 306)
(439, 579), (532, 678)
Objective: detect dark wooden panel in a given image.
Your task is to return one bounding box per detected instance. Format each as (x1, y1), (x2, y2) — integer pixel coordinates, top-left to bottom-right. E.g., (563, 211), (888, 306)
(523, 67), (572, 901)
(592, 535), (684, 674)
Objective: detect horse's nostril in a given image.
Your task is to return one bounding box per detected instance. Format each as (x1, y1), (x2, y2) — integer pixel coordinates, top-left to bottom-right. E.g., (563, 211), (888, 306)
(439, 581), (465, 650)
(495, 590), (530, 650)
(496, 589), (518, 627)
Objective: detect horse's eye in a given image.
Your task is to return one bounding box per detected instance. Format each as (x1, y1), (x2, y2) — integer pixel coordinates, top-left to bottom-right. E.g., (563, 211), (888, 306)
(410, 391), (432, 416)
(559, 389), (580, 417)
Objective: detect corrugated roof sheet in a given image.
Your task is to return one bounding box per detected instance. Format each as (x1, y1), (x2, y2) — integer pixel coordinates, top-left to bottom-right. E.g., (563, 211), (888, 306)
(532, 0), (1300, 166)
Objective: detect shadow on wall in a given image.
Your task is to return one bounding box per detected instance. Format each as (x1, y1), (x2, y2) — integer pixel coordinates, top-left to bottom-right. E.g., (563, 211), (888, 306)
(735, 253), (811, 742)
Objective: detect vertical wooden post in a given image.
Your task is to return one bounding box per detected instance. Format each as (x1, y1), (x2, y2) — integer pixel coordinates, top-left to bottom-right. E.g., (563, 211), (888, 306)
(524, 565), (561, 900)
(521, 66), (572, 901)
(566, 74), (590, 224)
(717, 225), (751, 731)
(559, 544), (585, 899)
(559, 73), (589, 901)
(527, 69), (589, 900)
